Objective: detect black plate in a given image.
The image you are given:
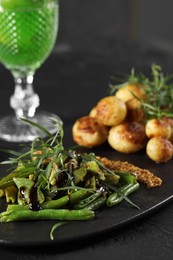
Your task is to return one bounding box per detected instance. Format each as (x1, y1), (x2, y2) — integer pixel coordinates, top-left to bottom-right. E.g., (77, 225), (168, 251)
(0, 147), (173, 246)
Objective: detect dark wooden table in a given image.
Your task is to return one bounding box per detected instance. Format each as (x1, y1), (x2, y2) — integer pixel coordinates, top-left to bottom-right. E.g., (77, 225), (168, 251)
(0, 38), (173, 260)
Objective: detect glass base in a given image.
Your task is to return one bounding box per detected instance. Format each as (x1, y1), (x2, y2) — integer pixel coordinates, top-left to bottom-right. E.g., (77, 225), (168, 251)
(0, 111), (62, 142)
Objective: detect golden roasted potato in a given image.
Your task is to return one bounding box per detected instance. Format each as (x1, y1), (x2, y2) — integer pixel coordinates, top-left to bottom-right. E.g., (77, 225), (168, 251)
(108, 121), (147, 153)
(145, 118), (171, 139)
(125, 98), (145, 122)
(115, 83), (146, 103)
(89, 106), (97, 118)
(146, 137), (173, 163)
(115, 83), (146, 122)
(162, 117), (173, 142)
(94, 96), (127, 126)
(72, 116), (108, 147)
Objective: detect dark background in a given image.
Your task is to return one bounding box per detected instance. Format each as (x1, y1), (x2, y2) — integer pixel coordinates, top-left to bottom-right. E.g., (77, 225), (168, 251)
(51, 0), (173, 120)
(1, 0), (173, 124)
(1, 0), (173, 121)
(1, 1), (173, 259)
(58, 0), (173, 52)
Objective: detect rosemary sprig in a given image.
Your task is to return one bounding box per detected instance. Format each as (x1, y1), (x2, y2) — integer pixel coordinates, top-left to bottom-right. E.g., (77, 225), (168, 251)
(109, 64), (173, 119)
(141, 64), (173, 119)
(109, 68), (148, 95)
(0, 118), (64, 189)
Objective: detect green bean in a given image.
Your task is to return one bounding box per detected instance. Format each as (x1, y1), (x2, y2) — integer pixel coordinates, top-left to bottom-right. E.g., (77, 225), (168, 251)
(0, 209), (95, 222)
(84, 196), (106, 211)
(0, 167), (35, 189)
(106, 183), (140, 207)
(7, 204), (29, 211)
(117, 171), (137, 185)
(0, 189), (5, 198)
(73, 191), (102, 209)
(7, 190), (92, 211)
(41, 189), (91, 209)
(4, 186), (18, 204)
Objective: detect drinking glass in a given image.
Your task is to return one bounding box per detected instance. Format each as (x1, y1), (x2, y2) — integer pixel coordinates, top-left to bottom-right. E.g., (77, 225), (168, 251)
(0, 0), (61, 142)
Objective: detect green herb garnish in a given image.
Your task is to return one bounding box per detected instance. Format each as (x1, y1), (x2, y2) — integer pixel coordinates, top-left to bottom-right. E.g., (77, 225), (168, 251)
(109, 64), (173, 119)
(0, 118), (140, 240)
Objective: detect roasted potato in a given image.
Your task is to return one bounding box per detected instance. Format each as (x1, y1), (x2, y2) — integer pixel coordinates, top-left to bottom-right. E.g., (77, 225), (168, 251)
(94, 96), (127, 126)
(115, 83), (146, 122)
(146, 136), (173, 163)
(162, 117), (173, 142)
(115, 83), (146, 103)
(89, 106), (97, 118)
(72, 65), (173, 164)
(72, 116), (108, 147)
(108, 121), (147, 153)
(145, 118), (171, 139)
(125, 98), (145, 122)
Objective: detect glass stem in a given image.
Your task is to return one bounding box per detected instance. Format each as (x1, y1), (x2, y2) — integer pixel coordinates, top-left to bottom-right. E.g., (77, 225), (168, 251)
(10, 74), (40, 119)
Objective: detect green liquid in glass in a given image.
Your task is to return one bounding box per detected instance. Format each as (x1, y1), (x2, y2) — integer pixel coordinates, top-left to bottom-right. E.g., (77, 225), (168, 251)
(0, 1), (58, 74)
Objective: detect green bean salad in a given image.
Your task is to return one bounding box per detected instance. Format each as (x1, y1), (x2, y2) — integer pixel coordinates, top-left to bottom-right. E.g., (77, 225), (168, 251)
(0, 119), (140, 239)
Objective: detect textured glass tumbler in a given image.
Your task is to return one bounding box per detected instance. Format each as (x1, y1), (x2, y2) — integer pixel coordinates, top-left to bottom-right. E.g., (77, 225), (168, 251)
(0, 0), (61, 142)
